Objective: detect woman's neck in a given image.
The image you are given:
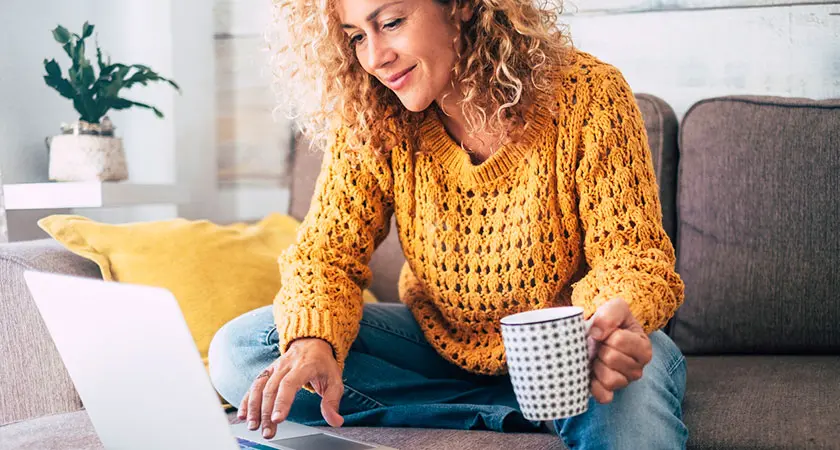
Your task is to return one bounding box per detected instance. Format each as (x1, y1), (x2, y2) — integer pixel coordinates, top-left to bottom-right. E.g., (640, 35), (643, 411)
(434, 99), (506, 165)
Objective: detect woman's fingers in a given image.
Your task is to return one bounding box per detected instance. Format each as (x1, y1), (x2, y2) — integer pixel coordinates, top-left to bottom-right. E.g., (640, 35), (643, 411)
(598, 341), (645, 381)
(592, 358), (629, 398)
(271, 370), (307, 426)
(238, 391), (250, 420)
(604, 329), (652, 366)
(590, 378), (613, 404)
(246, 366), (274, 430)
(260, 365), (291, 438)
(319, 377), (345, 428)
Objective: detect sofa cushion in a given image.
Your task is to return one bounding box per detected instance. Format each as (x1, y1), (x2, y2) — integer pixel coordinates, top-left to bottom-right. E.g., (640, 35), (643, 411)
(683, 356), (840, 449)
(671, 96), (840, 354)
(0, 239), (100, 426)
(0, 410), (566, 450)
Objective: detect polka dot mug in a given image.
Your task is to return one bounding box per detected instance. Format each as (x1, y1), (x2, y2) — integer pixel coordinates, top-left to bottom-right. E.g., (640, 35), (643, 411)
(501, 306), (592, 420)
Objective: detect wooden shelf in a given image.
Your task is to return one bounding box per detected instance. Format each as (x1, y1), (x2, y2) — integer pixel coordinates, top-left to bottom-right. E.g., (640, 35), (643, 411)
(2, 182), (188, 210)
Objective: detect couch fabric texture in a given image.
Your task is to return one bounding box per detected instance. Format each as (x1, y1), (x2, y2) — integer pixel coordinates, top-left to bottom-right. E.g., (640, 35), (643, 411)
(670, 96), (840, 354)
(0, 240), (99, 426)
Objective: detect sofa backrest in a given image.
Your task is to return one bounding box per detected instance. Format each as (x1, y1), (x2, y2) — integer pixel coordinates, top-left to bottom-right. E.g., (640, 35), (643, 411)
(288, 93), (680, 304)
(669, 96), (840, 354)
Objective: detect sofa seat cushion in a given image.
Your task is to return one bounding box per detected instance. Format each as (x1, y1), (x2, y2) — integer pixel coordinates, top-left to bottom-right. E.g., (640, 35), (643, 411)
(0, 410), (566, 450)
(684, 356), (840, 449)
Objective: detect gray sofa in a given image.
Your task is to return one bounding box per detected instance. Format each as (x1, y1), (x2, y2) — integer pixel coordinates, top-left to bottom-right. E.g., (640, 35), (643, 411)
(1, 94), (838, 450)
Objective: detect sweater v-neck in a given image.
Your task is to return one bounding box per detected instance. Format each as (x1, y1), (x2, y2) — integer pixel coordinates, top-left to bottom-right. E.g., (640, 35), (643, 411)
(418, 95), (555, 185)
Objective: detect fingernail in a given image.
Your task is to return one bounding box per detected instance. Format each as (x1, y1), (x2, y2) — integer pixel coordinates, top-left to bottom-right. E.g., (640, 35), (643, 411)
(262, 428), (272, 438)
(589, 327), (602, 340)
(248, 420), (258, 430)
(272, 412), (281, 421)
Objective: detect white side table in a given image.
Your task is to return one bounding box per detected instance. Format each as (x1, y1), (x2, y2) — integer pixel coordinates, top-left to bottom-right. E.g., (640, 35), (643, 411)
(2, 182), (187, 210)
(0, 182), (187, 241)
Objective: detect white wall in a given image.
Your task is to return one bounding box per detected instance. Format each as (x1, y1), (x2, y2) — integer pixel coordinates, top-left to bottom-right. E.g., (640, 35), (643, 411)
(214, 0), (292, 223)
(562, 1), (840, 120)
(0, 0), (216, 240)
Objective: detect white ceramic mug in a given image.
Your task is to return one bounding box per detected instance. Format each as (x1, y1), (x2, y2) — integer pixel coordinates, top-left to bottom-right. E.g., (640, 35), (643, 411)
(500, 306), (591, 420)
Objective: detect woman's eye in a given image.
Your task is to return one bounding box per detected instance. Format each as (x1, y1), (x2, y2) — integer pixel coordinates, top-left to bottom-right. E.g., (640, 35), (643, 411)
(349, 34), (364, 47)
(383, 18), (403, 30)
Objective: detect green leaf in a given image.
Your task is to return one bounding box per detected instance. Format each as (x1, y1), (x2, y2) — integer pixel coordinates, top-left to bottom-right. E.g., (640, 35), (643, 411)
(110, 97), (165, 119)
(62, 42), (73, 60)
(73, 40), (86, 69)
(72, 97), (93, 122)
(96, 45), (108, 73)
(82, 22), (94, 39)
(52, 26), (71, 44)
(43, 71), (77, 100)
(166, 79), (181, 92)
(121, 67), (181, 93)
(44, 59), (78, 100)
(43, 59), (61, 78)
(68, 67), (81, 88)
(81, 63), (95, 87)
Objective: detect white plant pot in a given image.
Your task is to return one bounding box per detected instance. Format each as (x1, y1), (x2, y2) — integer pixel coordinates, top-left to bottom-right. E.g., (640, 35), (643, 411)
(47, 134), (128, 182)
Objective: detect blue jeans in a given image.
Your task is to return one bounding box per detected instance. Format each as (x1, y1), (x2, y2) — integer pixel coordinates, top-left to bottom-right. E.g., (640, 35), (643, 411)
(209, 303), (688, 449)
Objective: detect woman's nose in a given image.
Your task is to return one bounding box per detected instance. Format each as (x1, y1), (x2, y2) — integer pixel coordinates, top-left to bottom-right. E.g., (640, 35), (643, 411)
(366, 36), (396, 71)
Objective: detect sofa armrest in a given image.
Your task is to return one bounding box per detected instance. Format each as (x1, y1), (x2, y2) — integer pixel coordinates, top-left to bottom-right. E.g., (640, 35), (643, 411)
(0, 239), (101, 426)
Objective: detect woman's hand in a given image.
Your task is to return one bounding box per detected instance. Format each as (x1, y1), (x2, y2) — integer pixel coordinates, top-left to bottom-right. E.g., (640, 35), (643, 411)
(585, 298), (652, 404)
(237, 337), (345, 439)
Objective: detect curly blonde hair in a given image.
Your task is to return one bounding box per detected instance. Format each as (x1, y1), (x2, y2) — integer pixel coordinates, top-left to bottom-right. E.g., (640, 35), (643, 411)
(268, 0), (572, 156)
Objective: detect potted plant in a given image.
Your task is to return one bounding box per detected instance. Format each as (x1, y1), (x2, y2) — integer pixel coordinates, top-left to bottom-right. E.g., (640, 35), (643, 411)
(42, 22), (180, 182)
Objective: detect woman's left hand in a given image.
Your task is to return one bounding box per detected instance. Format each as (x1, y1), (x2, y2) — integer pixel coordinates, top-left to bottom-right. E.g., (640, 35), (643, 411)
(585, 298), (652, 404)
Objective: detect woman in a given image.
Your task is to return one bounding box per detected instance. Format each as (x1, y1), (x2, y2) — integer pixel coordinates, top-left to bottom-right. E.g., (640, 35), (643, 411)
(209, 0), (688, 448)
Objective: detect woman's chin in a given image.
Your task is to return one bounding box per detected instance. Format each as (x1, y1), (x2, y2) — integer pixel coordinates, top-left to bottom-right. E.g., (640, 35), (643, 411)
(396, 94), (433, 113)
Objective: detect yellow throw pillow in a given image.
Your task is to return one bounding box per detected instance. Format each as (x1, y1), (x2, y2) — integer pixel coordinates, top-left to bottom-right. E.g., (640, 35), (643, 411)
(38, 213), (379, 370)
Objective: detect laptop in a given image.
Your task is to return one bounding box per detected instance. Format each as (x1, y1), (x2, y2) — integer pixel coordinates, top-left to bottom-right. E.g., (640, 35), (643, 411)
(23, 271), (396, 450)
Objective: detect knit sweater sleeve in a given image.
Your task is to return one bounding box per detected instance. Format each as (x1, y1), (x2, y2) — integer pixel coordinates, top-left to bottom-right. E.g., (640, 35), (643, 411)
(273, 129), (394, 373)
(570, 68), (685, 333)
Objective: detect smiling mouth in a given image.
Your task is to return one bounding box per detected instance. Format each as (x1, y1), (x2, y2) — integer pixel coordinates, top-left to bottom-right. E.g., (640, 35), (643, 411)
(384, 65), (416, 90)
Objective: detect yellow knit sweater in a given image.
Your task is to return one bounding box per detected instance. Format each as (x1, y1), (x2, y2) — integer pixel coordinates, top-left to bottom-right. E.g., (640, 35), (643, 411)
(274, 50), (685, 376)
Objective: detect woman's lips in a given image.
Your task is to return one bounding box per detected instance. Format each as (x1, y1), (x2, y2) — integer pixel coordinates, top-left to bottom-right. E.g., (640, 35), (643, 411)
(385, 65), (416, 91)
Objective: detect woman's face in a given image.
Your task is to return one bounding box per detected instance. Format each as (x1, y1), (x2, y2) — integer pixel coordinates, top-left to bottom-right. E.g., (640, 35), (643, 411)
(336, 0), (470, 112)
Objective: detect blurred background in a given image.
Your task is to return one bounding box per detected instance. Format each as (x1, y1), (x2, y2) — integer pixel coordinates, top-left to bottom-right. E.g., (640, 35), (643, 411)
(0, 0), (837, 241)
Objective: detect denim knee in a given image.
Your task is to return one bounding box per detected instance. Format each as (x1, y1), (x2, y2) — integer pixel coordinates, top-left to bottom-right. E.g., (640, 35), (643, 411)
(207, 305), (277, 407)
(554, 330), (688, 450)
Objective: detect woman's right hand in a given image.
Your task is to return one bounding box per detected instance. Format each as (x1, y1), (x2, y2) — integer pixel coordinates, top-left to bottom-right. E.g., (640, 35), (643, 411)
(237, 337), (345, 439)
